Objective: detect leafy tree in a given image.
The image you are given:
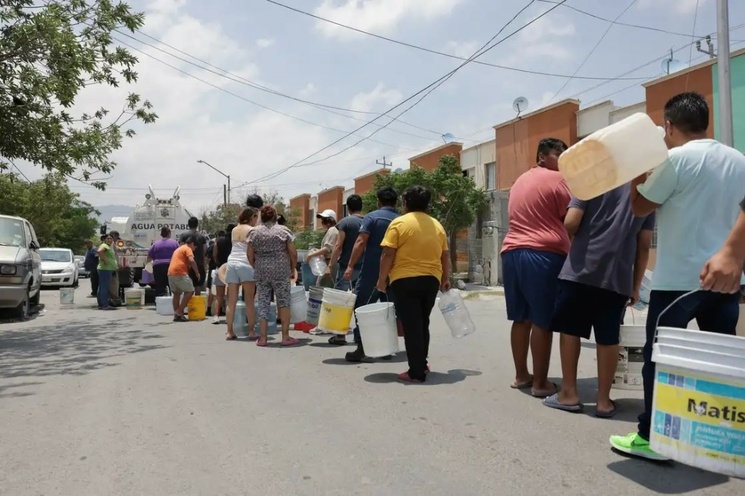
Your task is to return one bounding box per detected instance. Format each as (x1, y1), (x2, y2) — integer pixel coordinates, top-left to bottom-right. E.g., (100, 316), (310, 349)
(361, 155), (488, 270)
(199, 189), (287, 234)
(0, 172), (99, 252)
(0, 0), (157, 185)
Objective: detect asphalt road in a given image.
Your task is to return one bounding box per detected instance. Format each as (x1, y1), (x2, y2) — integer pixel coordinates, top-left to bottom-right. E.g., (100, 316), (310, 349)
(0, 285), (742, 495)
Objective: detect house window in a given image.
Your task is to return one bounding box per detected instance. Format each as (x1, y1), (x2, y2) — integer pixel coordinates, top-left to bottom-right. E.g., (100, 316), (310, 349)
(485, 162), (496, 190)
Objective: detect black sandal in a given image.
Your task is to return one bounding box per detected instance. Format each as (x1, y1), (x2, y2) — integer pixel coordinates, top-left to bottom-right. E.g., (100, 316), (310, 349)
(328, 335), (347, 345)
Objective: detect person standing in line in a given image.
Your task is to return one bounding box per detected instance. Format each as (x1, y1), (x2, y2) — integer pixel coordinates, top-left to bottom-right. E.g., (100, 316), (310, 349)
(167, 236), (200, 322)
(377, 186), (450, 383)
(246, 194), (264, 210)
(700, 197), (745, 293)
(306, 210), (339, 290)
(247, 205), (298, 347)
(211, 225), (234, 324)
(96, 235), (117, 311)
(179, 217), (208, 296)
(327, 195), (365, 345)
(609, 92), (745, 461)
(225, 209), (259, 341)
(84, 240), (99, 298)
(501, 138), (571, 398)
(147, 227), (179, 297)
(343, 187), (399, 362)
(108, 230), (122, 306)
(543, 184), (655, 417)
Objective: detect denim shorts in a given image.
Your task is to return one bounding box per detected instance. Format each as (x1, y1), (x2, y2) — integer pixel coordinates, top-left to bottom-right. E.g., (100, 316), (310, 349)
(225, 261), (254, 284)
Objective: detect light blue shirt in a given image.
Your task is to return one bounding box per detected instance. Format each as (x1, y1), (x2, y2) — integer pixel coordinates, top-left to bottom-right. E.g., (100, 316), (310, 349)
(637, 139), (745, 291)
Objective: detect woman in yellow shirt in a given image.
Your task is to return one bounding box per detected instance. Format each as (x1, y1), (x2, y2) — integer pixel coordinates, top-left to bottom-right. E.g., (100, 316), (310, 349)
(377, 185), (451, 383)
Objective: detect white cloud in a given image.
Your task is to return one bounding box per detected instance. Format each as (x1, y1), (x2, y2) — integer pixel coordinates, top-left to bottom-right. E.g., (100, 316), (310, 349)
(445, 40), (479, 59)
(637, 0), (709, 14)
(59, 0), (396, 213)
(313, 0), (465, 40)
(498, 12), (576, 65)
(256, 38), (275, 48)
(349, 83), (402, 113)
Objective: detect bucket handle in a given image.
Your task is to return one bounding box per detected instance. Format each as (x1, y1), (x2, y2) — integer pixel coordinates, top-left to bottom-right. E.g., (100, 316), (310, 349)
(653, 288), (700, 341)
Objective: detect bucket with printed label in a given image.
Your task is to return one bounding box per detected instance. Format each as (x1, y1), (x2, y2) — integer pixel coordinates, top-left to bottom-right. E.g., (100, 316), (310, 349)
(613, 325), (645, 390)
(306, 286), (324, 326)
(317, 288), (356, 335)
(650, 327), (745, 478)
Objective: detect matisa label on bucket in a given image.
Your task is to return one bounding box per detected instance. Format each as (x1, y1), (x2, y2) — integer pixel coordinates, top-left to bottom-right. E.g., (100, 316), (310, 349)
(652, 369), (745, 464)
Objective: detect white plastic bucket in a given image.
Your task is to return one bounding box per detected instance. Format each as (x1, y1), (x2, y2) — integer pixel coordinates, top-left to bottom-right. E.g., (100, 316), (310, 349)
(155, 296), (172, 316)
(290, 286), (307, 324)
(317, 288), (356, 335)
(613, 325), (645, 390)
(124, 288), (144, 309)
(650, 329), (745, 478)
(60, 287), (75, 306)
(306, 286), (324, 325)
(356, 302), (399, 358)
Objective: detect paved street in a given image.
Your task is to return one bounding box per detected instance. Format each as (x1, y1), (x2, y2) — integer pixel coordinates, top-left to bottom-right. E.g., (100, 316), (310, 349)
(0, 285), (743, 495)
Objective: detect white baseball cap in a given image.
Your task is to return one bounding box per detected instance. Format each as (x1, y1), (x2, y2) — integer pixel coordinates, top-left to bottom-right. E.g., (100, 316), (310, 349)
(316, 209), (337, 222)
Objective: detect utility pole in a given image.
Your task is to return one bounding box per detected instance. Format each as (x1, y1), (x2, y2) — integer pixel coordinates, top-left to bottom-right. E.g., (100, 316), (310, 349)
(376, 156), (392, 169)
(717, 0), (734, 147)
(223, 184), (227, 207)
(197, 159), (231, 206)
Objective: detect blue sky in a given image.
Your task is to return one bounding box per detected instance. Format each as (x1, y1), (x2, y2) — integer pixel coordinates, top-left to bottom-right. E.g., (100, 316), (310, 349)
(18, 0), (745, 215)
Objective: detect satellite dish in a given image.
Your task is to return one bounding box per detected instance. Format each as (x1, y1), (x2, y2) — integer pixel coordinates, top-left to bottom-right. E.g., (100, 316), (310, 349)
(513, 96), (529, 116)
(441, 133), (455, 144)
(393, 168), (404, 174)
(660, 57), (686, 75)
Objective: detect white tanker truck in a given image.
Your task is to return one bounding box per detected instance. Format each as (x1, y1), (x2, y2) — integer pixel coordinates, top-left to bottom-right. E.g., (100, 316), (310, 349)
(107, 185), (195, 287)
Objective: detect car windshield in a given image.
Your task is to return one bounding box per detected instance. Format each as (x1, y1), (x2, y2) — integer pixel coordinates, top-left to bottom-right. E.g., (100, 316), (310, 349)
(40, 250), (72, 263)
(0, 218), (25, 247)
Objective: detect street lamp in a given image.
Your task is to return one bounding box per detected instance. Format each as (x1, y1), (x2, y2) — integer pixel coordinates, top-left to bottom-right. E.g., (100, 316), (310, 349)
(197, 159), (231, 206)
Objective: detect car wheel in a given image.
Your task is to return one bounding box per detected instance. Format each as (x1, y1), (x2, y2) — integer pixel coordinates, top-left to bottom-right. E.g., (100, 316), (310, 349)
(12, 288), (30, 320)
(30, 288), (40, 306)
(73, 277), (79, 288)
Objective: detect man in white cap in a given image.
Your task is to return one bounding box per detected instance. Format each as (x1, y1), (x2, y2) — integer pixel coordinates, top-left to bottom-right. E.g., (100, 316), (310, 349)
(306, 209), (339, 289)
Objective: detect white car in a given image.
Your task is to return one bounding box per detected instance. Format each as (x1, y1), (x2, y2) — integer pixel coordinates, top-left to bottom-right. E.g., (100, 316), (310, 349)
(40, 248), (79, 288)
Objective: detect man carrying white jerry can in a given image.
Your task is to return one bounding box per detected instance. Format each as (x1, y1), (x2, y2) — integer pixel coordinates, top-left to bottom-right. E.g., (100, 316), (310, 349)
(609, 92), (745, 461)
(543, 184), (655, 418)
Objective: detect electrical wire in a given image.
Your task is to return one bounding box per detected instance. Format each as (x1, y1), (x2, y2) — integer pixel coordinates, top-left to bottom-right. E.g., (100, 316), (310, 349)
(115, 29), (442, 141)
(546, 0), (638, 105)
(264, 0), (651, 82)
(236, 0), (560, 188)
(685, 0), (702, 90)
(111, 35), (422, 154)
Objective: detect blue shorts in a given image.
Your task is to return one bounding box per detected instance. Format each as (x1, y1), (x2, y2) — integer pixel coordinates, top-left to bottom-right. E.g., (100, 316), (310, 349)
(551, 280), (628, 345)
(501, 248), (565, 329)
(225, 261), (254, 284)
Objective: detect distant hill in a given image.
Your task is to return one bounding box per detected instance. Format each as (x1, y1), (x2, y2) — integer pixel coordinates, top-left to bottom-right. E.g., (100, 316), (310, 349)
(94, 204), (133, 224)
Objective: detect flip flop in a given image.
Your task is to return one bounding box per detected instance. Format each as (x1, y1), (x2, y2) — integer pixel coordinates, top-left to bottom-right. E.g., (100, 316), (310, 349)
(531, 382), (560, 399)
(595, 400), (618, 418)
(256, 339), (268, 347)
(281, 337), (299, 347)
(510, 375), (533, 389)
(542, 393), (582, 412)
(247, 336), (259, 342)
(328, 335), (347, 345)
(225, 335), (237, 341)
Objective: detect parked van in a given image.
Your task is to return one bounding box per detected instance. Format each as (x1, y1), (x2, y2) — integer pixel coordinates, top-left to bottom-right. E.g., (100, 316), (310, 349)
(0, 215), (42, 319)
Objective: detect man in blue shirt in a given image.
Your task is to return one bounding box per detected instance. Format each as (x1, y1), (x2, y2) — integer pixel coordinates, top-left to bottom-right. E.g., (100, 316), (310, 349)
(609, 92), (745, 461)
(343, 187), (399, 363)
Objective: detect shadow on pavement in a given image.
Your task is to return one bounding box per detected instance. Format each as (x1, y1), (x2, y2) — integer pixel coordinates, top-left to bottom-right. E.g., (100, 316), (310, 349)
(0, 319), (168, 382)
(607, 458), (729, 493)
(364, 369), (482, 386)
(321, 351), (408, 366)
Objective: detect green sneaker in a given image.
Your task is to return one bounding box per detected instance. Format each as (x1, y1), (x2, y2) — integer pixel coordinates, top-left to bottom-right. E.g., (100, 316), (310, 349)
(609, 433), (670, 461)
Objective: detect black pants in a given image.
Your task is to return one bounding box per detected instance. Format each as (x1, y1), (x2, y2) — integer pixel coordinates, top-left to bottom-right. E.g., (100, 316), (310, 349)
(391, 275), (440, 381)
(90, 269), (99, 296)
(153, 263), (169, 296)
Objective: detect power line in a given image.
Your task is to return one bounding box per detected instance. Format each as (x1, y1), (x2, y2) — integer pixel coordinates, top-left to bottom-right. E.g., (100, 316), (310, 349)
(536, 0), (699, 37)
(112, 35), (422, 153)
(264, 0), (651, 82)
(115, 29), (442, 141)
(547, 0), (638, 105)
(238, 1), (567, 188)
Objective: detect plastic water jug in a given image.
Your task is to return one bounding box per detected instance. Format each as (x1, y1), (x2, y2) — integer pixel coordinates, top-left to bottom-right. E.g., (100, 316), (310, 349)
(309, 256), (327, 277)
(437, 290), (476, 338)
(558, 113), (669, 201)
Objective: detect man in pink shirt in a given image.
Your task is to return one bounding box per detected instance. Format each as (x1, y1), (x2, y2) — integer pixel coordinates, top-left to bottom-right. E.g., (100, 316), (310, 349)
(501, 138), (571, 398)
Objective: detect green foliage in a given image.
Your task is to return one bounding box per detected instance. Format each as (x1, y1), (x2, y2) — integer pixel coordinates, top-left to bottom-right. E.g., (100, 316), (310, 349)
(361, 154), (488, 236)
(0, 0), (158, 185)
(293, 229), (325, 250)
(199, 189), (287, 234)
(0, 172), (99, 252)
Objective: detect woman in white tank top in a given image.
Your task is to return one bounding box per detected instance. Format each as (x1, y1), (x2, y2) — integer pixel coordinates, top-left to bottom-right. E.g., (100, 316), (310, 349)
(225, 207), (258, 340)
